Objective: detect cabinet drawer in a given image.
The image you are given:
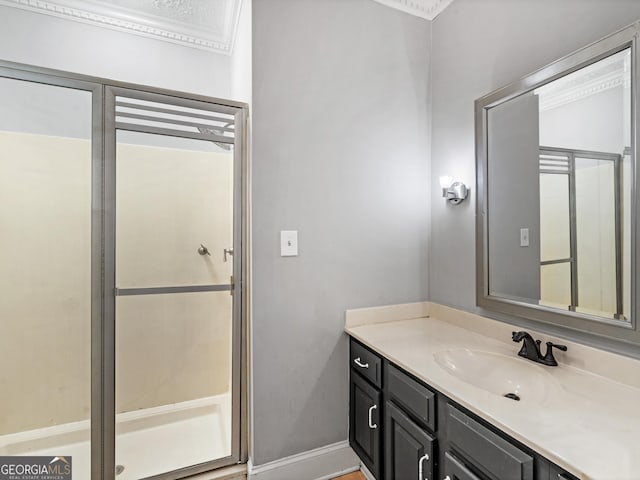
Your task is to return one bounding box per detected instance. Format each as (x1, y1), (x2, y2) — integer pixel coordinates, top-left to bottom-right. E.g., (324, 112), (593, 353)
(350, 338), (382, 388)
(550, 464), (578, 480)
(385, 363), (436, 431)
(444, 452), (482, 480)
(447, 404), (533, 480)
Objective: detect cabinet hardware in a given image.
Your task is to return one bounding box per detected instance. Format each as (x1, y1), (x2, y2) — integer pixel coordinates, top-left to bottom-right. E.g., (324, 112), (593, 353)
(418, 453), (430, 480)
(368, 405), (378, 429)
(354, 357), (369, 368)
(444, 476), (451, 480)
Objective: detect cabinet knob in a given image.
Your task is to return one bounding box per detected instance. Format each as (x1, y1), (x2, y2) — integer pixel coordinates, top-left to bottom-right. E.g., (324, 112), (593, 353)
(368, 405), (378, 429)
(418, 453), (430, 480)
(354, 357), (369, 369)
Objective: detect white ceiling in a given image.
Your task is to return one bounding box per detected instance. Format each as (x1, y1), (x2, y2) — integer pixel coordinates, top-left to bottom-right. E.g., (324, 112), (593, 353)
(0, 0), (451, 57)
(0, 0), (242, 54)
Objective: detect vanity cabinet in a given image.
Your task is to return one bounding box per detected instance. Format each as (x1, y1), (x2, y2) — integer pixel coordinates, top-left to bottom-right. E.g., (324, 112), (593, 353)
(443, 452), (483, 480)
(384, 363), (436, 480)
(444, 403), (533, 480)
(348, 337), (578, 480)
(350, 339), (382, 479)
(549, 465), (574, 480)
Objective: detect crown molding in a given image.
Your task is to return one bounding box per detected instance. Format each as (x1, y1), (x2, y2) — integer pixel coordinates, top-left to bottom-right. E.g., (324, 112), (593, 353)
(0, 0), (242, 55)
(370, 0), (454, 20)
(538, 71), (626, 111)
(537, 50), (630, 112)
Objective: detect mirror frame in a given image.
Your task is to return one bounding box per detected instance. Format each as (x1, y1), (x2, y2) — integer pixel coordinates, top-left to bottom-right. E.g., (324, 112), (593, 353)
(476, 21), (640, 343)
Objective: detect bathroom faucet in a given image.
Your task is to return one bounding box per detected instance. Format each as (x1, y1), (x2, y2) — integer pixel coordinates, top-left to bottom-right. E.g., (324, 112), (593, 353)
(511, 331), (542, 362)
(512, 331), (567, 366)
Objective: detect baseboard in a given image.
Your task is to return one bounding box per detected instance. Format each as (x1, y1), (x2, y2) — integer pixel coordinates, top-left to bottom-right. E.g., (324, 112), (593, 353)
(360, 463), (375, 480)
(248, 441), (360, 480)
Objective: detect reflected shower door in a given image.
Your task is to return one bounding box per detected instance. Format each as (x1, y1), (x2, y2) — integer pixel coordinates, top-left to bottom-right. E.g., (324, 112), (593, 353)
(539, 171), (572, 308)
(574, 156), (619, 317)
(538, 148), (622, 318)
(111, 92), (240, 479)
(0, 74), (97, 480)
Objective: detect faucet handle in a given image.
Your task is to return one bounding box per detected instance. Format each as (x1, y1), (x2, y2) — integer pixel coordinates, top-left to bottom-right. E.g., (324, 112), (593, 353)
(542, 341), (567, 366)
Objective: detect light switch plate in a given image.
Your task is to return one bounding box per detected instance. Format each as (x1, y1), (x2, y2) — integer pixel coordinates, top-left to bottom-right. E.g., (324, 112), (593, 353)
(280, 230), (298, 256)
(520, 228), (530, 247)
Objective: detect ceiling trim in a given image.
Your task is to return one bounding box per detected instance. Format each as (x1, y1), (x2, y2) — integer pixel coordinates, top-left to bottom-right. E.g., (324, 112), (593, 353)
(371, 0), (454, 20)
(0, 0), (241, 55)
(537, 50), (630, 112)
(538, 71), (626, 112)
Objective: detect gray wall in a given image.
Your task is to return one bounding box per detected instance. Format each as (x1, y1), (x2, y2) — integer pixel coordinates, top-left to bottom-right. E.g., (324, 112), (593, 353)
(429, 0), (640, 314)
(251, 0), (430, 466)
(487, 93), (540, 301)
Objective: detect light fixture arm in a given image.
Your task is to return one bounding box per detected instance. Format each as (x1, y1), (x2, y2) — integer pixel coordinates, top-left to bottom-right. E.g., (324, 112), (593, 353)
(441, 181), (468, 205)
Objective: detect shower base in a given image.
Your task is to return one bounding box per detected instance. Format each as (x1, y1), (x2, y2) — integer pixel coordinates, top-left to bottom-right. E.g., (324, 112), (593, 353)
(0, 393), (231, 479)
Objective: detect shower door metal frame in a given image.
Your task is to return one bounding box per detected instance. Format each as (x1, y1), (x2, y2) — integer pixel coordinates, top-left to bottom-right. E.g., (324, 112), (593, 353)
(0, 59), (249, 480)
(103, 85), (247, 480)
(539, 146), (623, 318)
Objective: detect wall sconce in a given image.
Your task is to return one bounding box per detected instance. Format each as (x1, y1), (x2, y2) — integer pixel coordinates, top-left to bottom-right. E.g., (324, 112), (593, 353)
(440, 176), (468, 205)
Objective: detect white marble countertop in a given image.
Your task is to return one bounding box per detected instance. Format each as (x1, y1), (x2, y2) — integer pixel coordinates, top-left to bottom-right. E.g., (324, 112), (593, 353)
(344, 302), (640, 480)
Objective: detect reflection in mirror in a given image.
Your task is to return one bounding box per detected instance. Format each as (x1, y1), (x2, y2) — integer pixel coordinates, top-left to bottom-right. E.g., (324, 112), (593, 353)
(487, 48), (631, 323)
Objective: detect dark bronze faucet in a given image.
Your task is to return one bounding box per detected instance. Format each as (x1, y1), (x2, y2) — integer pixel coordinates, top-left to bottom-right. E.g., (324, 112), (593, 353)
(512, 331), (567, 366)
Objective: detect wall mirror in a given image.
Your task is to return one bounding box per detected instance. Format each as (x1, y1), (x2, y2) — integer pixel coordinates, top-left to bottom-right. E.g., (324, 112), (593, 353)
(476, 22), (639, 341)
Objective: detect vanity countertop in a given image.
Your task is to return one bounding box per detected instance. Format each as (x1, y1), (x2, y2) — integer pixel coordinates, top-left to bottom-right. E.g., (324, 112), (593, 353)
(345, 302), (640, 480)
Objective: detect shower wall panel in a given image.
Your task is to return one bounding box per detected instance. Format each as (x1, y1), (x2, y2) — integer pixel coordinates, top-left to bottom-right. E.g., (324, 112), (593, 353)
(115, 142), (233, 289)
(115, 292), (232, 412)
(115, 140), (234, 412)
(0, 133), (234, 434)
(0, 131), (91, 435)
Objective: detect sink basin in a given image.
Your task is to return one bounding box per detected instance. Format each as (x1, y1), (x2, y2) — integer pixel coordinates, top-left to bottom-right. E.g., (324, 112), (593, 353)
(434, 349), (555, 402)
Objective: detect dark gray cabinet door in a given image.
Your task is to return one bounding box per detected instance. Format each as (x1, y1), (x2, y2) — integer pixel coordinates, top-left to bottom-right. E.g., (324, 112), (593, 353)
(350, 371), (382, 479)
(385, 400), (435, 480)
(444, 452), (482, 480)
(447, 404), (534, 480)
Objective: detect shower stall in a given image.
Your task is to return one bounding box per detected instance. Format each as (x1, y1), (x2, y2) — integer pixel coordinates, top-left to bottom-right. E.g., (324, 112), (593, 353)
(539, 146), (624, 319)
(0, 62), (248, 479)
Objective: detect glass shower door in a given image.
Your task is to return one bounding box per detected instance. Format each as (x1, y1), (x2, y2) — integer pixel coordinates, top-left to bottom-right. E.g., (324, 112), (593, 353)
(0, 74), (99, 480)
(110, 91), (240, 479)
(0, 66), (245, 480)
